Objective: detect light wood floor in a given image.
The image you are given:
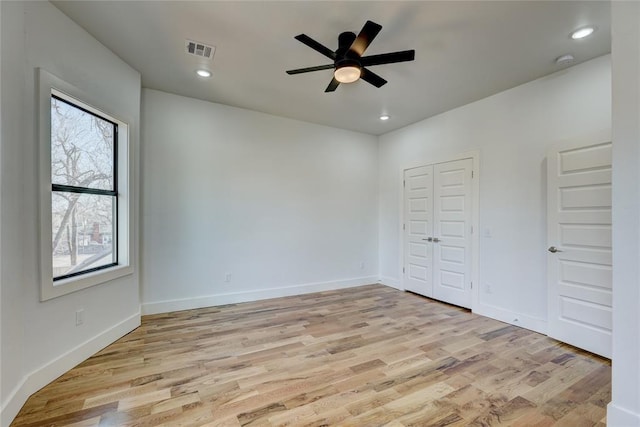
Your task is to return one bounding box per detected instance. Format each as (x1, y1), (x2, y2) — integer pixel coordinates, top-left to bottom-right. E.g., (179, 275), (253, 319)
(12, 285), (611, 427)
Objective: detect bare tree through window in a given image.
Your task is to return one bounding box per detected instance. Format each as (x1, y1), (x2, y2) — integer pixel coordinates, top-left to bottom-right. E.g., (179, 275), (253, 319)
(51, 96), (117, 280)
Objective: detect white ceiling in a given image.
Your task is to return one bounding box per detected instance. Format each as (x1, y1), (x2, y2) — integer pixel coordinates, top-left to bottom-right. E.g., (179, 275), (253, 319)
(52, 1), (610, 136)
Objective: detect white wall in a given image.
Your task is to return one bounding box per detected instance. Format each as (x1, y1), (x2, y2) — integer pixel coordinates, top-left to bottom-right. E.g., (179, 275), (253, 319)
(140, 89), (379, 313)
(0, 0), (3, 410)
(1, 2), (26, 420)
(0, 2), (141, 425)
(609, 2), (640, 425)
(378, 55), (611, 332)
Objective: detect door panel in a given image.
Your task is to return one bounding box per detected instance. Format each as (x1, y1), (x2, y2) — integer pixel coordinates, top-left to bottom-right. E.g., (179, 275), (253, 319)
(559, 143), (611, 172)
(403, 166), (433, 296)
(547, 139), (612, 358)
(560, 185), (611, 209)
(440, 221), (466, 237)
(433, 159), (473, 308)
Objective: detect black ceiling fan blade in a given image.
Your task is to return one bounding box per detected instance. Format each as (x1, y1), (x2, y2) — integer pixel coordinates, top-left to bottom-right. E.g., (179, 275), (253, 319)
(325, 77), (340, 92)
(349, 20), (382, 57)
(360, 50), (415, 67)
(360, 68), (387, 88)
(286, 64), (335, 75)
(294, 34), (336, 60)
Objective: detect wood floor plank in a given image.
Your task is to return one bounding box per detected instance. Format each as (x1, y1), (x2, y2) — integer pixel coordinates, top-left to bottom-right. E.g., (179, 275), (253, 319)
(10, 285), (611, 426)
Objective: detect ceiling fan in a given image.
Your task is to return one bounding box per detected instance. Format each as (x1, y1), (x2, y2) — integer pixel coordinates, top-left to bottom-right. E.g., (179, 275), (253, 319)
(286, 20), (415, 93)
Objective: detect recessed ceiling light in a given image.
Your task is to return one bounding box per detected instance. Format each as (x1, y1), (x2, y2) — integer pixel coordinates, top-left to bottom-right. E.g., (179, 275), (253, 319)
(571, 26), (595, 40)
(196, 69), (212, 78)
(380, 114), (390, 121)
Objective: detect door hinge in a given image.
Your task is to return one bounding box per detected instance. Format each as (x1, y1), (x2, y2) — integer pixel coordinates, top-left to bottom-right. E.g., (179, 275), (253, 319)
(471, 281), (473, 289)
(403, 267), (405, 274)
(403, 223), (406, 230)
(471, 170), (474, 178)
(403, 180), (406, 187)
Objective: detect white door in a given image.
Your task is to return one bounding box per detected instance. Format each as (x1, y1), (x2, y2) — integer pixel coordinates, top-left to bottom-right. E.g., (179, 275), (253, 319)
(433, 159), (473, 308)
(547, 137), (612, 358)
(403, 159), (474, 308)
(403, 166), (434, 296)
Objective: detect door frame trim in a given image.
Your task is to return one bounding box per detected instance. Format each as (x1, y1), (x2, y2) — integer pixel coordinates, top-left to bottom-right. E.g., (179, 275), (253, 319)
(399, 150), (480, 310)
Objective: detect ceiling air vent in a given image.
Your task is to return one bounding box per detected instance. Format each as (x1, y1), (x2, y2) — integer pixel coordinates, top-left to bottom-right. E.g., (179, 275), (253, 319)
(185, 40), (215, 60)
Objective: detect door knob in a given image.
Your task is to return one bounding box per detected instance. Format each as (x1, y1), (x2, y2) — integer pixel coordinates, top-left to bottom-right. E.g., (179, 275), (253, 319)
(422, 237), (433, 242)
(432, 237), (440, 243)
(548, 246), (563, 253)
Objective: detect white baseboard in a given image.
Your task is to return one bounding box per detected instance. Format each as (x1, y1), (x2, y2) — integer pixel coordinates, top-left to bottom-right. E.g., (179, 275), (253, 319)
(607, 402), (640, 426)
(142, 276), (380, 315)
(473, 302), (547, 335)
(1, 313), (140, 427)
(378, 276), (402, 290)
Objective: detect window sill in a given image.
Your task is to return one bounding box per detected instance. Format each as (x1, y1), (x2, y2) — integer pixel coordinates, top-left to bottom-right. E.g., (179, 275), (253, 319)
(41, 264), (133, 301)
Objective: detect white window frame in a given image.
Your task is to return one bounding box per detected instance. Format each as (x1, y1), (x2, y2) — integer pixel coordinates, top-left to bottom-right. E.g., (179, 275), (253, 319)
(38, 69), (132, 301)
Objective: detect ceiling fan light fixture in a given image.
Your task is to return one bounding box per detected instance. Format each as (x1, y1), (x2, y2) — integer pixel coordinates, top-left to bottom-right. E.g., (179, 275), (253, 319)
(334, 65), (361, 84)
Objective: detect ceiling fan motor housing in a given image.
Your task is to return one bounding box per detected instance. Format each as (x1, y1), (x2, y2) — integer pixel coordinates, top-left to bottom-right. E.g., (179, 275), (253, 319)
(338, 31), (357, 57)
(335, 58), (361, 70)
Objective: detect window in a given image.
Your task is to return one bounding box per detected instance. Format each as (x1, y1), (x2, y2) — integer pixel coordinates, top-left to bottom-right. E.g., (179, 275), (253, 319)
(39, 69), (132, 300)
(51, 95), (118, 280)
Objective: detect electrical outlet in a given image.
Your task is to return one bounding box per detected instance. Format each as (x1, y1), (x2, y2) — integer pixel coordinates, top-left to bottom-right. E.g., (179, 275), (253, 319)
(485, 283), (492, 294)
(360, 261), (365, 270)
(224, 273), (232, 283)
(75, 309), (85, 326)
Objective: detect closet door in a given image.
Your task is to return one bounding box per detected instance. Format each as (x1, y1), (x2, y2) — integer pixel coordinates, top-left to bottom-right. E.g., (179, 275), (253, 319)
(403, 166), (434, 297)
(432, 159), (473, 308)
(403, 159), (474, 308)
